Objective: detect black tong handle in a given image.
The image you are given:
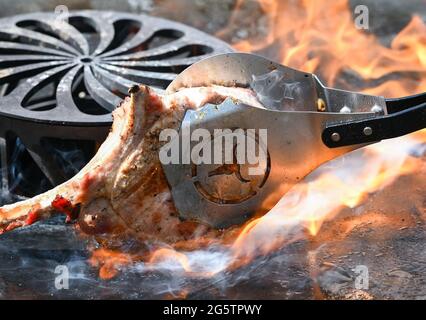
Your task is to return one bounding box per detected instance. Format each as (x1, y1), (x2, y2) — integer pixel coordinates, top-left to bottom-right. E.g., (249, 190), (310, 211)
(322, 92), (426, 148)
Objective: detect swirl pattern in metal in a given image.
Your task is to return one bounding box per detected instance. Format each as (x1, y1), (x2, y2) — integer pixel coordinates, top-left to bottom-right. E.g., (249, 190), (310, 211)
(0, 11), (233, 124)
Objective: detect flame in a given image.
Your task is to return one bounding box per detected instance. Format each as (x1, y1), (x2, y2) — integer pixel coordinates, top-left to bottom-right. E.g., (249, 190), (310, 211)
(221, 0), (426, 97)
(183, 0), (425, 272)
(217, 0), (425, 265)
(89, 248), (134, 280)
(229, 134), (424, 267)
(148, 248), (192, 271)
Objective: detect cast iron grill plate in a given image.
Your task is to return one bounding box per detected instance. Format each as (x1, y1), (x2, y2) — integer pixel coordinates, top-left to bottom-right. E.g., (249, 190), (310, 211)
(0, 10), (232, 124)
(0, 11), (233, 200)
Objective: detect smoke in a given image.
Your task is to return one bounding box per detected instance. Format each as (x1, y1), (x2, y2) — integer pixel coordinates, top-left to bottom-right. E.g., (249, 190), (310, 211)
(0, 137), (35, 205)
(0, 137), (94, 205)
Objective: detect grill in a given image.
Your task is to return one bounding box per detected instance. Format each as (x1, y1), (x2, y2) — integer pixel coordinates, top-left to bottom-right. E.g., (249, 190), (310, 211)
(0, 10), (232, 203)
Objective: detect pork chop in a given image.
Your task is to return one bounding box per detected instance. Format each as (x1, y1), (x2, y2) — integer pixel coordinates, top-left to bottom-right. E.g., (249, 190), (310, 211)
(0, 84), (262, 246)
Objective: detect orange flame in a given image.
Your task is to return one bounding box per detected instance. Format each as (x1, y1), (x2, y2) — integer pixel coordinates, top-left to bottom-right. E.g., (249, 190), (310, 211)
(148, 248), (192, 271)
(215, 0), (426, 267)
(89, 248), (134, 280)
(221, 0), (426, 97)
(174, 0), (425, 272)
(229, 133), (424, 267)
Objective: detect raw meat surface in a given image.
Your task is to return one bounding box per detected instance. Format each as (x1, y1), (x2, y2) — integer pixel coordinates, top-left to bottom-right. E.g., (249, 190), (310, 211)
(0, 85), (262, 245)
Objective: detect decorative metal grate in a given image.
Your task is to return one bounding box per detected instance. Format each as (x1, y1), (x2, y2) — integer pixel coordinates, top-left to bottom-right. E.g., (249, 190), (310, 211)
(0, 11), (233, 202)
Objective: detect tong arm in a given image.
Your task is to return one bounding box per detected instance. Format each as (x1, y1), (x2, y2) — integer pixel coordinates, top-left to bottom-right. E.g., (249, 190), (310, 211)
(322, 92), (426, 148)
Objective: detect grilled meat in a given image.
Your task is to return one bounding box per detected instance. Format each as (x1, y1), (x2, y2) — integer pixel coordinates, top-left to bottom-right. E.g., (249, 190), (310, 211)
(0, 85), (262, 244)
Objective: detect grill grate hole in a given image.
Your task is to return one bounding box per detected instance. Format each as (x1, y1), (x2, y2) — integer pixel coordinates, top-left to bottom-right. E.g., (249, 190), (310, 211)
(109, 28), (185, 57)
(143, 44), (213, 61)
(0, 31), (59, 51)
(68, 16), (99, 54)
(72, 68), (110, 115)
(0, 59), (50, 69)
(0, 65), (55, 96)
(16, 20), (62, 40)
(21, 68), (70, 110)
(144, 29), (184, 50)
(117, 64), (189, 74)
(102, 19), (142, 54)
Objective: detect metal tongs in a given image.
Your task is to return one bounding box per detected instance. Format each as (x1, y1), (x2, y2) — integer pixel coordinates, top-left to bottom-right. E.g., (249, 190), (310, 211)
(162, 53), (426, 228)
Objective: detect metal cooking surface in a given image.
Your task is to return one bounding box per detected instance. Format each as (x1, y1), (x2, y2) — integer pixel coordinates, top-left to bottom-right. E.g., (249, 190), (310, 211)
(0, 10), (232, 124)
(0, 10), (233, 199)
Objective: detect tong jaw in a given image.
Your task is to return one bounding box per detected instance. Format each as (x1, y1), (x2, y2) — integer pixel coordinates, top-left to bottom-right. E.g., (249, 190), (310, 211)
(167, 52), (387, 114)
(161, 100), (380, 228)
(163, 53), (388, 228)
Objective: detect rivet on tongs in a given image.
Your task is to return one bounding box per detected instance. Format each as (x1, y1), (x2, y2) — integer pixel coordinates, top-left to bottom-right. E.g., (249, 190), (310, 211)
(331, 132), (341, 142)
(317, 98), (326, 112)
(363, 126), (373, 136)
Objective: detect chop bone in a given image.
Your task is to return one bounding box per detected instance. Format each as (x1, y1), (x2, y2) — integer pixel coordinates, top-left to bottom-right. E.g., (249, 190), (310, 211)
(0, 84), (262, 243)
